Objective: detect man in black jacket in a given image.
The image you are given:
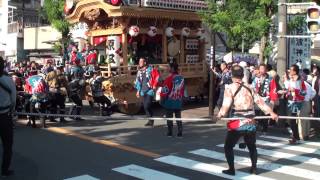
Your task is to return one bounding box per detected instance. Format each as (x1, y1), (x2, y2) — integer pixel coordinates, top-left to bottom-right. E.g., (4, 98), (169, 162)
(0, 57), (16, 177)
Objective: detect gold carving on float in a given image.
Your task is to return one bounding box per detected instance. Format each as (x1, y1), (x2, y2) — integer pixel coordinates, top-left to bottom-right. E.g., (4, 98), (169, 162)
(83, 8), (101, 21)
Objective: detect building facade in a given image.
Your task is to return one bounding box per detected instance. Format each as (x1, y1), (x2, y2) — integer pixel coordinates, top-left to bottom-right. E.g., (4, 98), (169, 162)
(0, 0), (48, 62)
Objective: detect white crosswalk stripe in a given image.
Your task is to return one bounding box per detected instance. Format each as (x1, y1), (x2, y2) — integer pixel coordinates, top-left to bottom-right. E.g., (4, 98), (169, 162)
(112, 164), (188, 180)
(260, 135), (320, 147)
(256, 139), (320, 154)
(64, 175), (100, 180)
(190, 149), (320, 180)
(113, 136), (320, 180)
(155, 155), (275, 180)
(216, 144), (320, 166)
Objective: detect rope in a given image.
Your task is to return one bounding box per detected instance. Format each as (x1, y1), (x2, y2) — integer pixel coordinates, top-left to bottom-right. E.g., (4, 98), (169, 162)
(14, 112), (320, 122)
(221, 116), (320, 121)
(14, 112), (213, 122)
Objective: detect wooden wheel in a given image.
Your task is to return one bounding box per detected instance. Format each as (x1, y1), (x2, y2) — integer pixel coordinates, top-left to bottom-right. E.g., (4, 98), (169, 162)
(118, 102), (142, 115)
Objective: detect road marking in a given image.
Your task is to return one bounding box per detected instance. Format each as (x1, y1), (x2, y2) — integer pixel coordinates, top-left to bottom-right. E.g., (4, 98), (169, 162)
(217, 144), (320, 166)
(64, 175), (99, 180)
(190, 149), (320, 180)
(113, 164), (188, 180)
(155, 155), (275, 180)
(256, 139), (320, 154)
(47, 127), (161, 158)
(260, 135), (320, 147)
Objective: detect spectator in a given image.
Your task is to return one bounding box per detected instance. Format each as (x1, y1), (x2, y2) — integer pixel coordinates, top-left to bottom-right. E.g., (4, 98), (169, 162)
(0, 56), (16, 177)
(279, 65), (306, 144)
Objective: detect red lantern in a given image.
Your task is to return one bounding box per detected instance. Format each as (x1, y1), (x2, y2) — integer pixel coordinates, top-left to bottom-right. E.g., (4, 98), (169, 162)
(64, 4), (70, 15)
(111, 0), (121, 6)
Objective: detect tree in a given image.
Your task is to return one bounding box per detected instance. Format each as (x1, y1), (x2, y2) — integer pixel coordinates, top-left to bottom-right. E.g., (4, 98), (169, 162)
(202, 1), (270, 54)
(42, 0), (70, 62)
(202, 0), (311, 64)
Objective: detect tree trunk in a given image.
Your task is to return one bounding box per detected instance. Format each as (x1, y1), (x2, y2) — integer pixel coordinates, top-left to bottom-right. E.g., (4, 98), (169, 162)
(259, 34), (267, 64)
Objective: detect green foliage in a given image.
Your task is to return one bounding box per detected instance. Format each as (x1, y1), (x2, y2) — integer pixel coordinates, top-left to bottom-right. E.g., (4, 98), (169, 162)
(202, 0), (312, 52)
(288, 16), (306, 33)
(201, 0), (275, 51)
(43, 0), (69, 37)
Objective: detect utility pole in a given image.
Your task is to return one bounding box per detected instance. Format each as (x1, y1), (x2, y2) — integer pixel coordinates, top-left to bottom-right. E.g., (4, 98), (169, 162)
(277, 0), (287, 83)
(209, 31), (216, 120)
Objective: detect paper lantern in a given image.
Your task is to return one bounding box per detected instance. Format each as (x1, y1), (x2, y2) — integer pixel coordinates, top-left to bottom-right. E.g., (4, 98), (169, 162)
(111, 0), (121, 6)
(129, 26), (140, 37)
(165, 27), (175, 37)
(64, 0), (74, 14)
(196, 28), (206, 39)
(147, 26), (157, 37)
(182, 27), (191, 37)
(66, 0), (74, 9)
(168, 40), (180, 57)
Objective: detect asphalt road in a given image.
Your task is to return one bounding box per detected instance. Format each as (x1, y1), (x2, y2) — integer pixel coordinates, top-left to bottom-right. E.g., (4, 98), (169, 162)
(1, 101), (320, 180)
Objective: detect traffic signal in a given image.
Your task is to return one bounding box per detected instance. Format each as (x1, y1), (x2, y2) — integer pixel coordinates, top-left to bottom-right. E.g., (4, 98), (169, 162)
(307, 5), (320, 34)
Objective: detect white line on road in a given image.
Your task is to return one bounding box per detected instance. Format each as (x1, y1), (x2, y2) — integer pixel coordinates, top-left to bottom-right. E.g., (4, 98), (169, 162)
(217, 144), (320, 166)
(155, 155), (275, 180)
(260, 135), (320, 147)
(256, 140), (320, 155)
(112, 164), (188, 180)
(190, 149), (320, 180)
(64, 175), (100, 180)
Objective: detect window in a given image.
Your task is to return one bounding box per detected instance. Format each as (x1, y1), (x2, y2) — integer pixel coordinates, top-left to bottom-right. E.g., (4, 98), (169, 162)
(8, 6), (18, 24)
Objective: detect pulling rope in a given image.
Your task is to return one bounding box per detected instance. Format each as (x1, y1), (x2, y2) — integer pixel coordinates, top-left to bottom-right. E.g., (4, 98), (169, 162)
(14, 112), (213, 122)
(14, 112), (320, 122)
(221, 116), (320, 121)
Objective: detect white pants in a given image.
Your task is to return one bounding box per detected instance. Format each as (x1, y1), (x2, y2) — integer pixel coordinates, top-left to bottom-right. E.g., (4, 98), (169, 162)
(298, 101), (311, 140)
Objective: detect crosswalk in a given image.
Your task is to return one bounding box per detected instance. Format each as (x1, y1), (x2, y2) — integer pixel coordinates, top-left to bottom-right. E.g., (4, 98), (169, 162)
(112, 135), (320, 180)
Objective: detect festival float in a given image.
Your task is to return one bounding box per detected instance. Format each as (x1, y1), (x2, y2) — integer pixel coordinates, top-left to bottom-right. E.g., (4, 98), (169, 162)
(65, 0), (209, 114)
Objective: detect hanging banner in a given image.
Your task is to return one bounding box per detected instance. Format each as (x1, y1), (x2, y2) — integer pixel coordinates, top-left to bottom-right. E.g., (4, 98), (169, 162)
(106, 36), (121, 67)
(288, 15), (311, 69)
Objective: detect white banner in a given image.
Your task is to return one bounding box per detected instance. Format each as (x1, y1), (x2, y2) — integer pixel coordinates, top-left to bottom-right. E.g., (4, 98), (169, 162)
(288, 15), (311, 69)
(106, 36), (121, 67)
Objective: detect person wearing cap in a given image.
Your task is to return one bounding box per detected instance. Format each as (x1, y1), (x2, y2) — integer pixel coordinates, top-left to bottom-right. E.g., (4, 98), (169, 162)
(134, 57), (160, 127)
(46, 64), (68, 123)
(217, 65), (278, 176)
(0, 56), (16, 177)
(89, 67), (112, 116)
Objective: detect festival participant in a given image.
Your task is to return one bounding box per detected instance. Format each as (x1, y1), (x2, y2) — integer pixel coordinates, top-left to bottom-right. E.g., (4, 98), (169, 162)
(217, 65), (278, 176)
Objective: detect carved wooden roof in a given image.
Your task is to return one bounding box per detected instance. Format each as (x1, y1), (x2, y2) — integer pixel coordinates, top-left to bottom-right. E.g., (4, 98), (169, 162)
(66, 0), (202, 24)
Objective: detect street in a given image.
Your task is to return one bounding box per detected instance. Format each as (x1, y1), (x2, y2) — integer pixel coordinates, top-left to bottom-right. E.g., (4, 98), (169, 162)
(1, 102), (320, 180)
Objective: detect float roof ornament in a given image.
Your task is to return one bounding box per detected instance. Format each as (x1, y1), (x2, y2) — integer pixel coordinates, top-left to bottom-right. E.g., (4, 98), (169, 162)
(65, 0), (205, 24)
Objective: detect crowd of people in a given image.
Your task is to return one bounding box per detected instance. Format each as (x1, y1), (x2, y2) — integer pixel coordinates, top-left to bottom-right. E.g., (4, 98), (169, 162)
(213, 61), (320, 144)
(3, 50), (320, 177)
(2, 53), (112, 128)
(0, 53), (188, 177)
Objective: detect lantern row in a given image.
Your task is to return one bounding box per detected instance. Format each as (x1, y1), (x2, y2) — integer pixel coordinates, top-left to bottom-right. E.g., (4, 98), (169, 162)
(128, 26), (206, 39)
